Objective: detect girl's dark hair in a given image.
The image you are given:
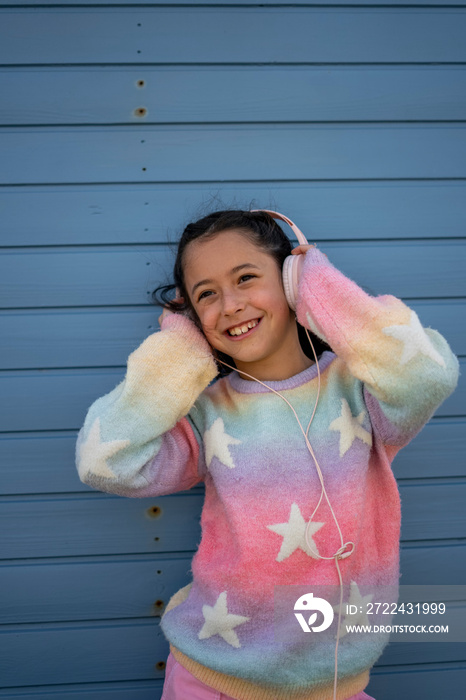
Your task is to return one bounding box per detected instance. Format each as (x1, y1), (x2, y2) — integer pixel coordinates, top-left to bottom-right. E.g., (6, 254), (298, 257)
(152, 209), (330, 376)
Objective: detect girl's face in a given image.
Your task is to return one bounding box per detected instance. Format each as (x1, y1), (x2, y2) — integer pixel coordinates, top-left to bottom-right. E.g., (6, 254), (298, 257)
(183, 229), (311, 381)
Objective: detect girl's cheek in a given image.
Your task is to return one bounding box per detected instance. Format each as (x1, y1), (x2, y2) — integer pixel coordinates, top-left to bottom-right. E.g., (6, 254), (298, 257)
(197, 312), (216, 338)
(200, 305), (218, 327)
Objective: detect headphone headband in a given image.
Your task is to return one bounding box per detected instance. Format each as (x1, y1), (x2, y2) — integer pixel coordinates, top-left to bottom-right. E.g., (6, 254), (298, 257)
(249, 209), (309, 247)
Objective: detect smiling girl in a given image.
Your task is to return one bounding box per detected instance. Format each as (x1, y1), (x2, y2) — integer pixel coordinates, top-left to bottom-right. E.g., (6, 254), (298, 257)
(180, 228), (314, 380)
(76, 209), (458, 700)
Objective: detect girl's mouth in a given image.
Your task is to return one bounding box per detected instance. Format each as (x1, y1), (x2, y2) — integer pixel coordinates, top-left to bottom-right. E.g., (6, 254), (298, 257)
(225, 317), (262, 340)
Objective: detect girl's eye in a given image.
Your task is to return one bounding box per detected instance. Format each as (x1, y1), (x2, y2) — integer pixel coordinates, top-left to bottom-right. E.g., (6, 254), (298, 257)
(239, 274), (256, 283)
(197, 274), (256, 301)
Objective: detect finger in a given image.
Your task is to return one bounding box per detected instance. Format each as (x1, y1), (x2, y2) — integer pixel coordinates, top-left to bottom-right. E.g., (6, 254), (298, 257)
(159, 307), (174, 325)
(291, 244), (314, 255)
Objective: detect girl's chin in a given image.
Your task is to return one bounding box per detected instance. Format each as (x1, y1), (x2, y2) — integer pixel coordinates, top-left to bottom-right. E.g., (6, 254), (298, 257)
(217, 349), (264, 368)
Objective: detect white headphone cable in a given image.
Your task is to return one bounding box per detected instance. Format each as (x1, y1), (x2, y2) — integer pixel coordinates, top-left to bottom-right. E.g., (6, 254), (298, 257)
(216, 327), (355, 700)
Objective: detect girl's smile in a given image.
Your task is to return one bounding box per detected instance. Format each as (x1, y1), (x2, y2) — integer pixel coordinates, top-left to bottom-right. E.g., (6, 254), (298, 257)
(183, 229), (313, 381)
(225, 316), (262, 338)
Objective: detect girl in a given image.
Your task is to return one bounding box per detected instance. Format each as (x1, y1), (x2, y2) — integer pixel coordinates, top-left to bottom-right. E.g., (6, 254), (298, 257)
(76, 209), (458, 700)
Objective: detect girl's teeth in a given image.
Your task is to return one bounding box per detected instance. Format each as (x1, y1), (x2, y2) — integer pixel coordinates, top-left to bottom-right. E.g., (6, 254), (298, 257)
(229, 320), (258, 336)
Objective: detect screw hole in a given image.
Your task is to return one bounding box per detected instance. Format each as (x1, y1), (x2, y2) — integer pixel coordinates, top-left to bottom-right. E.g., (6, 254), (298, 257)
(154, 536), (160, 541)
(137, 80), (145, 87)
(152, 599), (165, 617)
(157, 570), (162, 574)
(155, 660), (166, 671)
(142, 167), (147, 171)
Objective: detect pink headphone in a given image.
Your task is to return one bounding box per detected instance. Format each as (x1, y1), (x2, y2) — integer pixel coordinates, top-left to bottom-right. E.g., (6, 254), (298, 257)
(250, 209), (310, 311)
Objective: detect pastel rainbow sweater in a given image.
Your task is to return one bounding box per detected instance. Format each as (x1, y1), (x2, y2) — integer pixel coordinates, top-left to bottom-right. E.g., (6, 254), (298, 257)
(76, 248), (458, 700)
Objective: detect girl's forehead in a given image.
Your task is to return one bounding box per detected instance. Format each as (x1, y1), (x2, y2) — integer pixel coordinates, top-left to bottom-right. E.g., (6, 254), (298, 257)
(184, 229), (269, 269)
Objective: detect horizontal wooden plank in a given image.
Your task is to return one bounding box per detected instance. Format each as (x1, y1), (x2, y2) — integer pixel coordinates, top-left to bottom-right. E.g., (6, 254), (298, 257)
(399, 481), (466, 541)
(379, 642), (466, 667)
(368, 665), (466, 700)
(2, 66), (466, 125)
(0, 300), (463, 371)
(0, 619), (167, 688)
(0, 492), (204, 559)
(1, 125), (465, 185)
(392, 419), (466, 480)
(1, 8), (465, 65)
(399, 542), (466, 585)
(0, 617), (464, 688)
(1, 481), (465, 560)
(5, 0), (466, 6)
(2, 182), (465, 246)
(0, 680), (163, 700)
(0, 554), (193, 624)
(0, 432), (85, 495)
(2, 543), (465, 625)
(0, 357), (463, 435)
(1, 418), (464, 497)
(0, 308), (154, 370)
(1, 241), (465, 310)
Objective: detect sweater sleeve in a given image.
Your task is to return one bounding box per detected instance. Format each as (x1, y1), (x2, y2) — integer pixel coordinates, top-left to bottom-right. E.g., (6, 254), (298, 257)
(295, 247), (459, 448)
(75, 314), (218, 497)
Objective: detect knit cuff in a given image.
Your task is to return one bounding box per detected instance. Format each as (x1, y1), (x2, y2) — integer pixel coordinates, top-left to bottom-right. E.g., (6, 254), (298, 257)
(301, 245), (335, 274)
(161, 312), (213, 358)
(295, 246), (335, 342)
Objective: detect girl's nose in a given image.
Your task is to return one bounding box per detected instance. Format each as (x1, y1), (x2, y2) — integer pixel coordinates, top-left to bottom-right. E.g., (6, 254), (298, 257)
(222, 290), (245, 316)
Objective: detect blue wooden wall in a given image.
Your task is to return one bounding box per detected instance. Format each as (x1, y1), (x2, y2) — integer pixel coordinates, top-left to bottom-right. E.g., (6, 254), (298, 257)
(1, 1), (465, 698)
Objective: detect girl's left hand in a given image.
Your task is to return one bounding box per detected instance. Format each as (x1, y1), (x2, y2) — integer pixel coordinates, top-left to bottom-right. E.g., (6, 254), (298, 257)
(291, 244), (315, 256)
(291, 244), (327, 258)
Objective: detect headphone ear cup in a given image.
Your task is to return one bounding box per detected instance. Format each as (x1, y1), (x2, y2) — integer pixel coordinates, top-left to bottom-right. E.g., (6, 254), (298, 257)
(282, 254), (304, 311)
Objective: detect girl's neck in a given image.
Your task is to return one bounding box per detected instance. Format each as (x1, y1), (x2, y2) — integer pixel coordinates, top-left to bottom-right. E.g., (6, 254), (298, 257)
(234, 347), (314, 382)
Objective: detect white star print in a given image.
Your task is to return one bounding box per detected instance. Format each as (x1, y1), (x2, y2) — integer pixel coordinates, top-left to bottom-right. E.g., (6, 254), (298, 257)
(382, 310), (446, 368)
(333, 581), (374, 638)
(329, 399), (372, 457)
(198, 591), (250, 648)
(267, 503), (324, 562)
(77, 417), (130, 480)
(204, 417), (241, 470)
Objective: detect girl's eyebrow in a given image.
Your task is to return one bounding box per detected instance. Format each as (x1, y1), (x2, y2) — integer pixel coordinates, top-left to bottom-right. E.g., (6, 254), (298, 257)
(191, 263), (260, 297)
